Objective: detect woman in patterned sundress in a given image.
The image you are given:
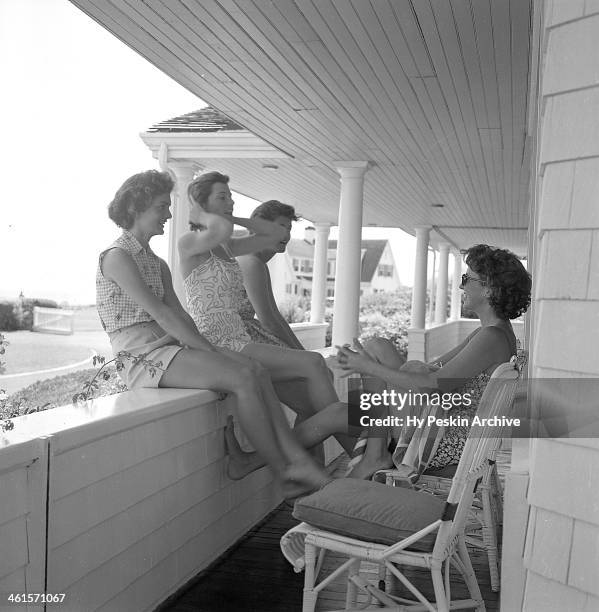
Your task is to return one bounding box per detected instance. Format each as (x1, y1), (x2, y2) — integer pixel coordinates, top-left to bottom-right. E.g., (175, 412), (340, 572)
(178, 172), (355, 459)
(222, 244), (531, 481)
(96, 169), (333, 499)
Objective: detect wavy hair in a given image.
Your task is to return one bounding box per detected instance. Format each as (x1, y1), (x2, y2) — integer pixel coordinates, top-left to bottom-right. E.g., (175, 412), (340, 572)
(187, 171), (230, 231)
(108, 170), (174, 229)
(464, 244), (531, 319)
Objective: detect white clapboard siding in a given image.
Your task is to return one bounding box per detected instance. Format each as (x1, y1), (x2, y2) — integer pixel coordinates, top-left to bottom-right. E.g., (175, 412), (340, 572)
(0, 438), (48, 612)
(43, 390), (280, 612)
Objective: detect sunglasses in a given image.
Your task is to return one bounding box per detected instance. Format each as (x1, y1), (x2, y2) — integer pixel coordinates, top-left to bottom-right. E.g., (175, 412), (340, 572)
(461, 273), (485, 286)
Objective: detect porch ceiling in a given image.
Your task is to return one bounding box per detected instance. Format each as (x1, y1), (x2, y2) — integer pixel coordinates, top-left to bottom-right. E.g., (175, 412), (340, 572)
(72, 0), (533, 254)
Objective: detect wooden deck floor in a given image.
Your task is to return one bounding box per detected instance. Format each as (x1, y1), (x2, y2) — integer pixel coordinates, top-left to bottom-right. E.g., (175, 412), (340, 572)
(161, 452), (508, 612)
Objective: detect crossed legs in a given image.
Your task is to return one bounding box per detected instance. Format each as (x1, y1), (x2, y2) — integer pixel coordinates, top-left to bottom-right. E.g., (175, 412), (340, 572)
(240, 343), (356, 454)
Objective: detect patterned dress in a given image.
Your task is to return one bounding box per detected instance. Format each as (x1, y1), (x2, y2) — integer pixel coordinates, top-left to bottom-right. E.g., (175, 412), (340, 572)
(238, 290), (289, 348)
(184, 251), (250, 351)
(426, 370), (492, 470)
(185, 250), (276, 351)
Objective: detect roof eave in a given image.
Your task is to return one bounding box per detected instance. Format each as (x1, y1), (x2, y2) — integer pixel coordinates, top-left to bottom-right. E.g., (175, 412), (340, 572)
(140, 131), (291, 160)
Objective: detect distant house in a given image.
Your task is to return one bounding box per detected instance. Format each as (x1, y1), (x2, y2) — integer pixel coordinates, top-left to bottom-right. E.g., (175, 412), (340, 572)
(268, 227), (401, 304)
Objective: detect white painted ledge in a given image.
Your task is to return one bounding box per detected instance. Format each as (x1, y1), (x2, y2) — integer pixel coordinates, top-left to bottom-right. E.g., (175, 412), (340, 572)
(290, 321), (329, 350)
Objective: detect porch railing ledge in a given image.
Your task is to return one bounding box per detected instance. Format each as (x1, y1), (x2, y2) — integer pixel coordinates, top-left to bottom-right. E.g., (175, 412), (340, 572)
(0, 360), (346, 611)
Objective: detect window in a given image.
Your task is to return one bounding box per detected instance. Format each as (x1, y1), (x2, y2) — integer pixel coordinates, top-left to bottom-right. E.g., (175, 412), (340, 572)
(301, 259), (313, 273)
(327, 260), (335, 276)
(292, 258), (300, 272)
(294, 284), (298, 295)
(285, 283), (293, 294)
(302, 288), (311, 297)
(378, 264), (393, 277)
(326, 288), (335, 298)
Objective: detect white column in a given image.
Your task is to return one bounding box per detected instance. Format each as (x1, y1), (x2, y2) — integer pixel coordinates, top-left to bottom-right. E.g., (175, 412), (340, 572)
(450, 249), (463, 320)
(434, 243), (450, 324)
(331, 161), (369, 346)
(427, 249), (437, 325)
(410, 226), (431, 329)
(310, 222), (331, 324)
(167, 161), (197, 305)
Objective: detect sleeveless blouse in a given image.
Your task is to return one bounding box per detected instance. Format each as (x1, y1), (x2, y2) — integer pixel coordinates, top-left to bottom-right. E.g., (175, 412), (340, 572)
(96, 231), (164, 333)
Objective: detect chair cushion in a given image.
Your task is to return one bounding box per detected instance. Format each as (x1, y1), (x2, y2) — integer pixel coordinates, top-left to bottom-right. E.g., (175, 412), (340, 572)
(293, 479), (445, 552)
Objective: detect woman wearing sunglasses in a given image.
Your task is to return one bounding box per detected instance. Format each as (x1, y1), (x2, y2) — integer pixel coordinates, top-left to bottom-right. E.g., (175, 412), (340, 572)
(335, 243), (531, 478)
(224, 244), (531, 481)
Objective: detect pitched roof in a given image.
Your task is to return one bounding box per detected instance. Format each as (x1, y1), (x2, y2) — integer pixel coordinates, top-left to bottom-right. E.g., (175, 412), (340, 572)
(286, 239), (389, 282)
(329, 239), (388, 282)
(148, 107), (245, 133)
(286, 239), (316, 258)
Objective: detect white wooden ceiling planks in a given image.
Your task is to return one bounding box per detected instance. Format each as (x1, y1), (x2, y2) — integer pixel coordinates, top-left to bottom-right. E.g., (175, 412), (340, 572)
(71, 0), (533, 252)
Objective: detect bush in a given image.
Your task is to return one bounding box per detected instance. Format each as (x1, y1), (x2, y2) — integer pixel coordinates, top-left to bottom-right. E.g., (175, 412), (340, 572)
(318, 288), (413, 353)
(0, 297), (59, 331)
(0, 301), (20, 331)
(1, 366), (127, 421)
(278, 295), (309, 324)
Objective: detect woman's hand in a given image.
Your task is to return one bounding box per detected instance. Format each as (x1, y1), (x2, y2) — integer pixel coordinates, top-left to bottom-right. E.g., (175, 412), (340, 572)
(335, 338), (377, 377)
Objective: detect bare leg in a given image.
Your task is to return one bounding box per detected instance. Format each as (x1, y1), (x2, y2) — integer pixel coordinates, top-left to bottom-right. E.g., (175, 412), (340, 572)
(241, 343), (356, 453)
(273, 379), (325, 464)
(160, 348), (330, 497)
(347, 338), (407, 479)
(360, 337), (406, 394)
(226, 401), (354, 479)
(216, 347), (334, 482)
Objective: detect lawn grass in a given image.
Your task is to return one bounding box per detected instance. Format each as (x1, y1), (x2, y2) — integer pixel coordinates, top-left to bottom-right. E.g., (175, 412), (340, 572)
(1, 331), (93, 374)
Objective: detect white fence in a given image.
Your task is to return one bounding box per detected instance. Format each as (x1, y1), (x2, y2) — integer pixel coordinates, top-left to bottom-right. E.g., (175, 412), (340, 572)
(32, 307), (74, 335)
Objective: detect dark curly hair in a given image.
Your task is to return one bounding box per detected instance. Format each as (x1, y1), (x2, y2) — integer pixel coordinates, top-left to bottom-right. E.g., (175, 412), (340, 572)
(251, 200), (299, 222)
(464, 244), (531, 319)
(108, 170), (174, 229)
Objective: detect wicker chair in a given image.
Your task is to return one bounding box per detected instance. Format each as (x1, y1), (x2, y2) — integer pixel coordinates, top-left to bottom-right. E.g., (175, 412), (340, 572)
(376, 353), (526, 592)
(282, 361), (520, 612)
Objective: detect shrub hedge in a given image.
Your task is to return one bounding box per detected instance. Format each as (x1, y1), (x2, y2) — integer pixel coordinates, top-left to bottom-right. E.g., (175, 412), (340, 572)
(0, 298), (59, 331)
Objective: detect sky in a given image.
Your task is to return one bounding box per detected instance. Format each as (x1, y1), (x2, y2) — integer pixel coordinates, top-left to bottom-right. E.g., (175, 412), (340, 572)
(0, 0), (426, 305)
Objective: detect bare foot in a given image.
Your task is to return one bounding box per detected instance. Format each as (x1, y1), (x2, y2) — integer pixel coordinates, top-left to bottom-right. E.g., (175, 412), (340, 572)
(346, 453), (394, 480)
(224, 416), (262, 480)
(281, 461), (333, 501)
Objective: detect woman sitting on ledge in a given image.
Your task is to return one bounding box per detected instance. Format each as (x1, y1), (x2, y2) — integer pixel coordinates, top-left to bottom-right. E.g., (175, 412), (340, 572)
(95, 170), (332, 499)
(225, 244), (531, 481)
(237, 200), (305, 351)
(179, 172), (354, 455)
